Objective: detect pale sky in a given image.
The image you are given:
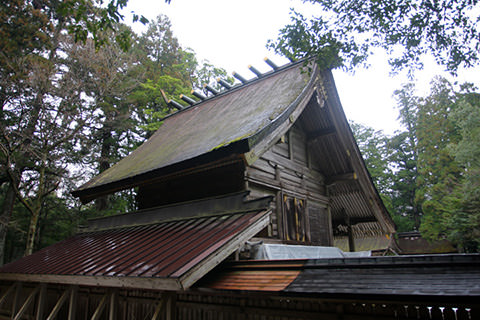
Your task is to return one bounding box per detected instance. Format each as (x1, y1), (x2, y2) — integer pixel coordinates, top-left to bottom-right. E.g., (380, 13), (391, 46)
(124, 0), (478, 135)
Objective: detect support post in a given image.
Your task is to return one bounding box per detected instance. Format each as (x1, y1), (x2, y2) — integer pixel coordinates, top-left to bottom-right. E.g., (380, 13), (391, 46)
(36, 284), (47, 320)
(11, 282), (22, 317)
(91, 292), (109, 320)
(47, 286), (72, 320)
(0, 282), (18, 309)
(68, 285), (78, 320)
(14, 284), (40, 320)
(165, 292), (176, 320)
(109, 290), (118, 320)
(346, 216), (355, 252)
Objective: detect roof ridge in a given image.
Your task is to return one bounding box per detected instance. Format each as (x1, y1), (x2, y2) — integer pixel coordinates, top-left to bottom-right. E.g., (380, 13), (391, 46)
(160, 57), (309, 122)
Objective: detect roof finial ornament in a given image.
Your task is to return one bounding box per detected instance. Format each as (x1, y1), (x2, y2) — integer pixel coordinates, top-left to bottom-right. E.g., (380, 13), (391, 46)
(264, 57), (279, 70)
(248, 65), (263, 78)
(232, 72), (248, 84)
(168, 99), (184, 110)
(160, 89), (184, 110)
(180, 94), (197, 105)
(191, 90), (207, 100)
(217, 78), (232, 89)
(203, 84), (219, 95)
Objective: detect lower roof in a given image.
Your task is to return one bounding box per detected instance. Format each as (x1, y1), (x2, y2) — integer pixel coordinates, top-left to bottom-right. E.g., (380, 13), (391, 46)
(197, 254), (480, 302)
(0, 196), (271, 291)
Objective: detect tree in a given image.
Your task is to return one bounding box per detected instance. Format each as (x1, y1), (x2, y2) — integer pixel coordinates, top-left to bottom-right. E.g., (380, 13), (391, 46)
(446, 86), (480, 252)
(416, 78), (463, 242)
(350, 122), (392, 195)
(388, 84), (421, 230)
(269, 0), (480, 74)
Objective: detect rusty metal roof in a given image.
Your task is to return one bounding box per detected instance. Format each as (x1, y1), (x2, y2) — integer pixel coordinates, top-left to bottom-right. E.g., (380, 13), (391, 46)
(0, 206), (271, 290)
(197, 254), (480, 302)
(73, 60), (314, 202)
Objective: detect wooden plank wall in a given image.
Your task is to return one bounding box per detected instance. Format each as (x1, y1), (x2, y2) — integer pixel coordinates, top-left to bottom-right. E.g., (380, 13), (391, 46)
(245, 124), (332, 245)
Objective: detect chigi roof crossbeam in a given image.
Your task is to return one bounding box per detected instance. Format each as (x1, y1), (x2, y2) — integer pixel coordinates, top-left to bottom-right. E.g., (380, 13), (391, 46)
(161, 57), (298, 121)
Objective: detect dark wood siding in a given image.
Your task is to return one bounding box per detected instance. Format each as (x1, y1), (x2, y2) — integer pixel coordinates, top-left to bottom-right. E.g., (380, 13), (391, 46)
(138, 159), (246, 209)
(246, 124), (332, 244)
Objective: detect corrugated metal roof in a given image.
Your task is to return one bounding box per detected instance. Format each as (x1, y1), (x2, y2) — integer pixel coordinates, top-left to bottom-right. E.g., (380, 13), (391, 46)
(73, 61), (313, 201)
(0, 209), (271, 290)
(198, 254), (480, 301)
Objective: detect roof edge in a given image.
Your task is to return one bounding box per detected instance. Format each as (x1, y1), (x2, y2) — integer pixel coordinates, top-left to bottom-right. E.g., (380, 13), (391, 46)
(82, 192), (273, 232)
(0, 273), (182, 291)
(179, 209), (272, 289)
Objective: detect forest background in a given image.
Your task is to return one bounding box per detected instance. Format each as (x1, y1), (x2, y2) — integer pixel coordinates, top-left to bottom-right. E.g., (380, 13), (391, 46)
(0, 0), (479, 265)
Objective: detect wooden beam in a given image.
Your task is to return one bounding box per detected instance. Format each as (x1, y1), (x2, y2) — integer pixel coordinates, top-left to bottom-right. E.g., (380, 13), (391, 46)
(36, 284), (47, 320)
(0, 282), (18, 309)
(11, 282), (22, 317)
(109, 290), (118, 320)
(91, 292), (109, 320)
(165, 292), (176, 320)
(346, 216), (355, 253)
(68, 285), (78, 320)
(151, 298), (164, 320)
(332, 216), (378, 226)
(307, 127), (336, 143)
(13, 284), (40, 320)
(46, 287), (72, 320)
(325, 172), (357, 187)
(0, 273), (182, 292)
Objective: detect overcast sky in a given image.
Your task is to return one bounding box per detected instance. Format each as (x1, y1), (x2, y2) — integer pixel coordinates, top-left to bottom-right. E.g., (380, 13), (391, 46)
(124, 0), (478, 135)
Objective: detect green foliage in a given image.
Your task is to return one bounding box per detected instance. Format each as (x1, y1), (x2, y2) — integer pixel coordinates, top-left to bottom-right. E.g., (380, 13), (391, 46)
(389, 84), (421, 230)
(350, 122), (392, 195)
(270, 0), (480, 73)
(0, 4), (229, 256)
(391, 78), (479, 251)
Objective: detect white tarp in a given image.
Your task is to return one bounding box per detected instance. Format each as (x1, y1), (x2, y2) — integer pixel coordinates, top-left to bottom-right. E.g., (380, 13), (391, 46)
(251, 243), (371, 260)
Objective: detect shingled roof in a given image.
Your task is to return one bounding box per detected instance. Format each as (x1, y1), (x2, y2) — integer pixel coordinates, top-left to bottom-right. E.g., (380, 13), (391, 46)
(72, 60), (315, 203)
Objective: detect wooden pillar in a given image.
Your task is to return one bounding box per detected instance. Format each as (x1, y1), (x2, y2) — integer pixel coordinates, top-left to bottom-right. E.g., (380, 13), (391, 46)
(346, 216), (355, 252)
(36, 284), (47, 320)
(165, 292), (176, 320)
(11, 282), (22, 317)
(68, 285), (78, 320)
(109, 290), (118, 320)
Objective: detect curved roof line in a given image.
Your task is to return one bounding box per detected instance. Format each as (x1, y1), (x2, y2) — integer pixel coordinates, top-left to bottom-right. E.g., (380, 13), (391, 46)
(73, 60), (316, 203)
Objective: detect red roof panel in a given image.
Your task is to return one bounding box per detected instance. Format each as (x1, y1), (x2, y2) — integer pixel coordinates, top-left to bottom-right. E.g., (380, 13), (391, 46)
(0, 210), (270, 290)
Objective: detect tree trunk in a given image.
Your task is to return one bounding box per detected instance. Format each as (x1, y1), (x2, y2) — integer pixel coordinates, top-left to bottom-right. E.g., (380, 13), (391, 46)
(0, 182), (16, 265)
(24, 207), (41, 256)
(95, 123), (113, 212)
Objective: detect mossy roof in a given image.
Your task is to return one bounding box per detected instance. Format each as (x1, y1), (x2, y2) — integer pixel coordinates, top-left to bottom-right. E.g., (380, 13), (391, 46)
(73, 61), (313, 202)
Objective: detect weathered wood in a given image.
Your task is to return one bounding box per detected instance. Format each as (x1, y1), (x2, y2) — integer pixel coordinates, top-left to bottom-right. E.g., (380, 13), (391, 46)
(35, 284), (47, 320)
(68, 285), (78, 320)
(346, 216), (355, 252)
(165, 292), (176, 320)
(332, 216), (379, 226)
(307, 127), (336, 143)
(262, 149), (325, 183)
(151, 298), (164, 320)
(46, 286), (71, 320)
(326, 172), (357, 187)
(13, 284), (40, 320)
(11, 282), (21, 317)
(109, 290), (118, 320)
(271, 139), (290, 159)
(0, 272), (182, 292)
(90, 292), (109, 320)
(0, 282), (17, 309)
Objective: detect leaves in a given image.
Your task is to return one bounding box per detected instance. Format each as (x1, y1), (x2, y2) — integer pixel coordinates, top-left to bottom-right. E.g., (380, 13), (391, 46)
(270, 0), (480, 74)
